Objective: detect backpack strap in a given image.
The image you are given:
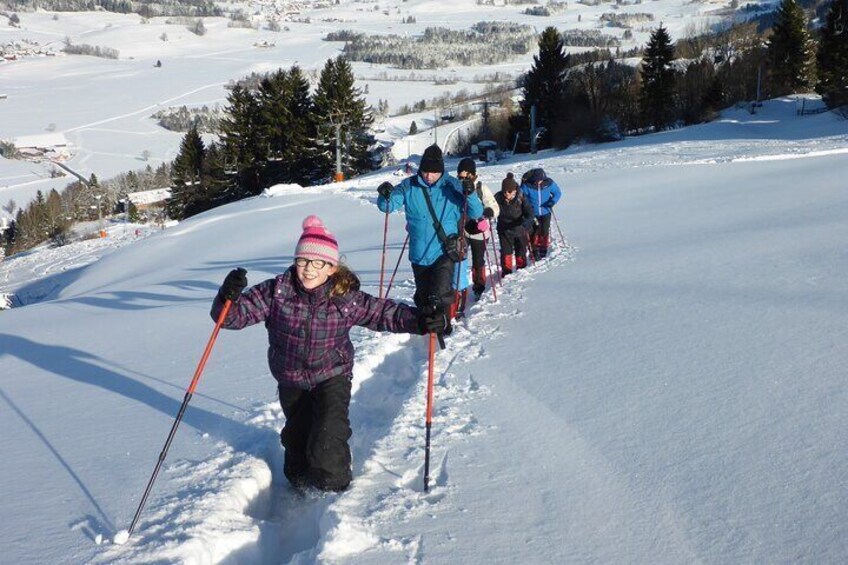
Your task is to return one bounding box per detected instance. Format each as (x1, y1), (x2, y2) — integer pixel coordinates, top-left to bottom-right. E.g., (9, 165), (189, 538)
(420, 184), (453, 250)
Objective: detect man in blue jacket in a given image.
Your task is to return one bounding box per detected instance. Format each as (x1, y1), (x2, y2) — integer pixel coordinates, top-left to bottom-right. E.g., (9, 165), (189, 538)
(378, 144), (484, 321)
(520, 168), (562, 259)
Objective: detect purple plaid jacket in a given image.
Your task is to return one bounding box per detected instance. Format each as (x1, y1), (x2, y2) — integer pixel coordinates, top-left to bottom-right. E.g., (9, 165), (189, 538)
(211, 267), (421, 389)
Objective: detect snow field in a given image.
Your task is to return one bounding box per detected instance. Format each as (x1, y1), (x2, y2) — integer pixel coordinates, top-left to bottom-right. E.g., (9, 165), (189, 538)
(95, 220), (574, 563)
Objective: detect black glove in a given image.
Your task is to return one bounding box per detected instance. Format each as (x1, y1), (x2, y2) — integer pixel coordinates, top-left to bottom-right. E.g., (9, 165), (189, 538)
(418, 309), (451, 335)
(461, 177), (476, 196)
(483, 207), (494, 219)
(219, 268), (247, 302)
(378, 181), (393, 199)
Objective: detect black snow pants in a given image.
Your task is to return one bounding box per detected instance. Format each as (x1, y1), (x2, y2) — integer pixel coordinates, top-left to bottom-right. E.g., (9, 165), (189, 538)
(278, 374), (352, 492)
(411, 254), (456, 311)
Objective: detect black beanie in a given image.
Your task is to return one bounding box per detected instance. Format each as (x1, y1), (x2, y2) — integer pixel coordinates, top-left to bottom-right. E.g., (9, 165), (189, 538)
(420, 145), (444, 174)
(457, 157), (476, 176)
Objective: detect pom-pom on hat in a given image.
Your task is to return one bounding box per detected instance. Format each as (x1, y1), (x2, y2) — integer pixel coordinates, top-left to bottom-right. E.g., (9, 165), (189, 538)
(457, 157), (476, 176)
(501, 172), (519, 192)
(419, 144), (445, 174)
(295, 215), (339, 265)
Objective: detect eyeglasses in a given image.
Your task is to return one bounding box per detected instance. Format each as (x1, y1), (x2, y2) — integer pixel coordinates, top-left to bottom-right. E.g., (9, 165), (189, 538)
(295, 257), (329, 269)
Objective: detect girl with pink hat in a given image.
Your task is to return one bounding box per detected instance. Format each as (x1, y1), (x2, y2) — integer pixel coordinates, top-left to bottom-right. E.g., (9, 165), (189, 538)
(212, 215), (447, 492)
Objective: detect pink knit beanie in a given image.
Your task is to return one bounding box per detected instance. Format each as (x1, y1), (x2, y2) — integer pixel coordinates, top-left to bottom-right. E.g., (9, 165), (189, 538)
(294, 215), (339, 265)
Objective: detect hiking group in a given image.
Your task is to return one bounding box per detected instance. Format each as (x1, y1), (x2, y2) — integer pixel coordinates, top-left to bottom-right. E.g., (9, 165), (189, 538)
(213, 143), (563, 495)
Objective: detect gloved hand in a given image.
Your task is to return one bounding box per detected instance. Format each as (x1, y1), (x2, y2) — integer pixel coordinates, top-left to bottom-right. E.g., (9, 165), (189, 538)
(476, 219), (490, 233)
(219, 268), (247, 302)
(378, 181), (393, 199)
(461, 177), (476, 196)
(483, 207), (494, 219)
(418, 309), (451, 335)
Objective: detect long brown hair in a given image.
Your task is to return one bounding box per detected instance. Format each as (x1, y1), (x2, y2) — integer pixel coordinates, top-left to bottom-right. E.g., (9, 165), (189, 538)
(329, 262), (360, 297)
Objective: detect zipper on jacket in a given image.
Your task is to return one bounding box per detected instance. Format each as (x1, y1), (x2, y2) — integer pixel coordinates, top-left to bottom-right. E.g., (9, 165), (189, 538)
(536, 186), (541, 216)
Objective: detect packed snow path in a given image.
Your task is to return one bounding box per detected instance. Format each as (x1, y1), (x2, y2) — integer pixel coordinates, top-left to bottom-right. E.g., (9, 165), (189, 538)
(95, 234), (575, 564)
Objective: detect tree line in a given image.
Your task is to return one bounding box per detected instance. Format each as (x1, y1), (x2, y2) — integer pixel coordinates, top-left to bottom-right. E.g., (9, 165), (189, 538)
(4, 0), (846, 257)
(2, 56), (371, 256)
(514, 0), (847, 149)
(330, 22), (539, 70)
(2, 164), (170, 254)
(166, 56), (373, 220)
(5, 0), (222, 18)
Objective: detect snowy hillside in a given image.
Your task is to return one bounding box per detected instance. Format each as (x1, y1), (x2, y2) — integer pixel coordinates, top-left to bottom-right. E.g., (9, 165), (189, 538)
(1, 98), (847, 564)
(1, 0), (756, 214)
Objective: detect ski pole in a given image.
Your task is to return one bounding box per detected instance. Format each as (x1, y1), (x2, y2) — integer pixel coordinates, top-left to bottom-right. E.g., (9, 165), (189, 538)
(384, 233), (409, 300)
(423, 331), (437, 492)
(488, 223), (501, 287)
(551, 208), (566, 250)
(453, 190), (470, 315)
(482, 232), (498, 303)
(378, 208), (390, 298)
(526, 229), (537, 267)
(123, 299), (233, 541)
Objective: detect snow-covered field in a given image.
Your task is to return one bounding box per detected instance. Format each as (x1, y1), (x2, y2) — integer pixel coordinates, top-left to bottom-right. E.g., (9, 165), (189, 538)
(1, 0), (751, 214)
(1, 98), (847, 563)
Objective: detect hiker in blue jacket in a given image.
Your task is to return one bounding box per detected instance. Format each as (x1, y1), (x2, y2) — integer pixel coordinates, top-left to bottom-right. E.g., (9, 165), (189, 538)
(520, 168), (561, 259)
(377, 144), (484, 321)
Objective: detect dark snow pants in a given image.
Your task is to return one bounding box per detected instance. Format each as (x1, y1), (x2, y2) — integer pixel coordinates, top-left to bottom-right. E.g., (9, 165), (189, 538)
(468, 237), (487, 293)
(498, 227), (529, 273)
(278, 374), (352, 492)
(530, 214), (552, 258)
(412, 254), (456, 311)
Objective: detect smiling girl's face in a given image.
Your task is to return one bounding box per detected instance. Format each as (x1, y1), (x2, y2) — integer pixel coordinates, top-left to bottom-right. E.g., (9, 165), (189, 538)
(295, 257), (338, 290)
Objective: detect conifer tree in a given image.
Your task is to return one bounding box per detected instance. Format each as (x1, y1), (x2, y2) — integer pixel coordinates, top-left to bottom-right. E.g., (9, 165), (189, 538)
(640, 24), (678, 130)
(278, 66), (319, 185)
(202, 142), (231, 206)
(45, 189), (71, 245)
(257, 69), (294, 187)
(312, 57), (374, 182)
(815, 0), (848, 110)
(168, 125), (207, 219)
(767, 0), (815, 95)
(520, 27), (570, 147)
(219, 84), (266, 198)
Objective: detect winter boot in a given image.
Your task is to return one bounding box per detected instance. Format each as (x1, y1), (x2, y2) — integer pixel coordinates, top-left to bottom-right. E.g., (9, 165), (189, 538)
(538, 235), (550, 259)
(516, 254), (527, 270)
(472, 267), (486, 300)
(502, 254), (514, 276)
(532, 234), (545, 260)
(454, 289), (468, 320)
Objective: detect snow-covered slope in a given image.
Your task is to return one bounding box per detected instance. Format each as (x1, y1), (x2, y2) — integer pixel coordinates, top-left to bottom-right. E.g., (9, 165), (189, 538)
(1, 0), (760, 214)
(1, 99), (847, 564)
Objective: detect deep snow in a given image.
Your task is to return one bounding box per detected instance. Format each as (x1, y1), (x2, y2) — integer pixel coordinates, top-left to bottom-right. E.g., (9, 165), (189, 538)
(1, 98), (847, 564)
